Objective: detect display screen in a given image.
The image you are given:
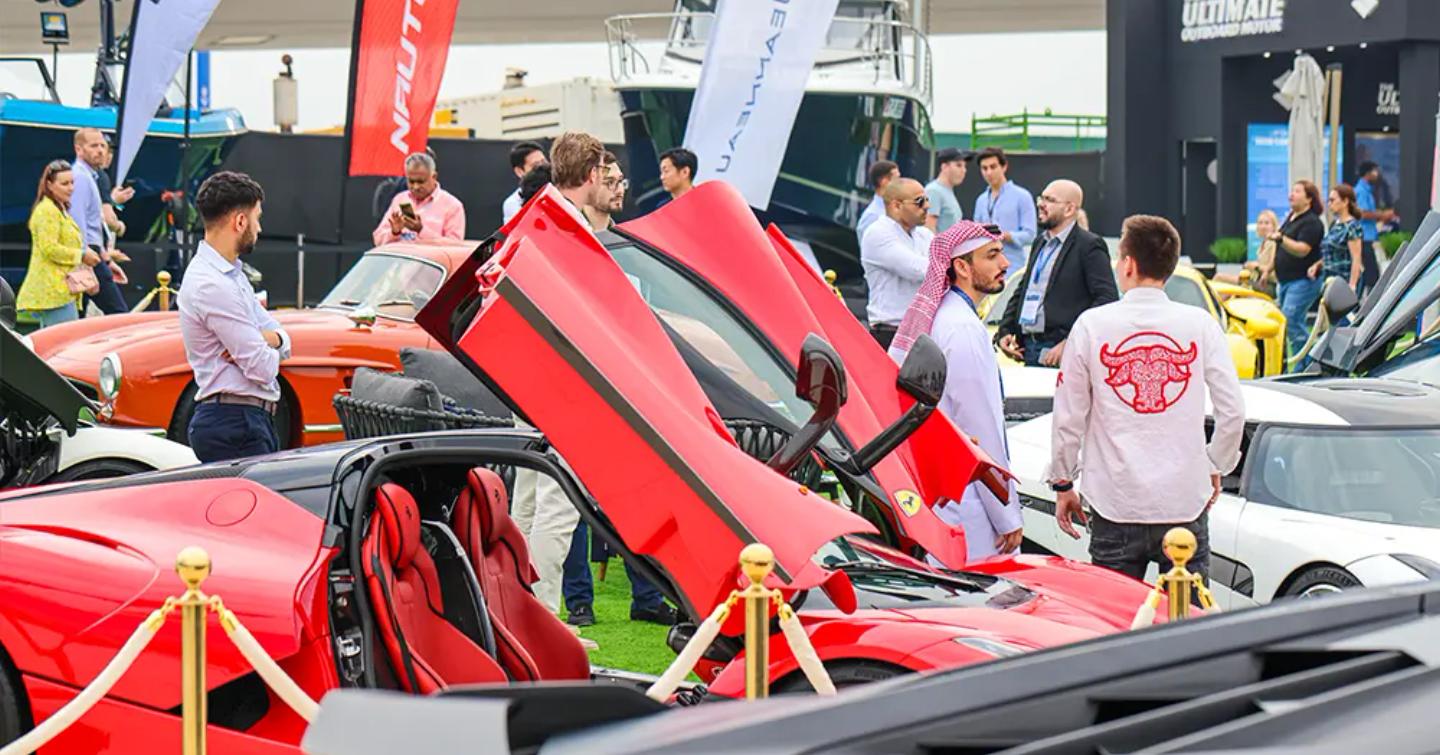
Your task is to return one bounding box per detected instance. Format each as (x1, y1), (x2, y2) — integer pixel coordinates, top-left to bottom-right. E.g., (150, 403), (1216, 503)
(40, 12), (69, 42)
(1245, 123), (1343, 260)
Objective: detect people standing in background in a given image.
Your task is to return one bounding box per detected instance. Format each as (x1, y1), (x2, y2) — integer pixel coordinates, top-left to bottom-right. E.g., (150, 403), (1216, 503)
(17, 160), (94, 328)
(94, 138), (133, 281)
(581, 152), (626, 231)
(1354, 162), (1394, 297)
(517, 162), (552, 205)
(971, 148), (1037, 272)
(861, 178), (935, 349)
(658, 147), (697, 203)
(548, 130), (608, 230)
(372, 151), (465, 246)
(1049, 215), (1244, 584)
(69, 128), (128, 315)
(1311, 184), (1364, 294)
(888, 222), (1022, 560)
(1271, 180), (1326, 363)
(924, 148), (969, 233)
(996, 180), (1118, 367)
(856, 160), (899, 242)
(503, 141), (546, 223)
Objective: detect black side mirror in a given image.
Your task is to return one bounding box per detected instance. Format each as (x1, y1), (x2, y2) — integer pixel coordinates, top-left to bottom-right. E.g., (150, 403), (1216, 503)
(1322, 277), (1359, 323)
(849, 334), (945, 472)
(766, 334), (846, 476)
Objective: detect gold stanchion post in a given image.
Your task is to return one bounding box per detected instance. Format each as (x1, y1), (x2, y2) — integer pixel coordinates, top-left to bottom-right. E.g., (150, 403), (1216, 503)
(157, 271), (174, 312)
(739, 543), (776, 700)
(1159, 527), (1215, 620)
(176, 546), (211, 755)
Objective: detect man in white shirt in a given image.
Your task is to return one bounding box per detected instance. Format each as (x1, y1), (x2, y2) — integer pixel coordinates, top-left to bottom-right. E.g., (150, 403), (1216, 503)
(861, 178), (934, 349)
(856, 160), (899, 242)
(502, 141), (547, 223)
(1048, 215), (1245, 582)
(889, 221), (1022, 560)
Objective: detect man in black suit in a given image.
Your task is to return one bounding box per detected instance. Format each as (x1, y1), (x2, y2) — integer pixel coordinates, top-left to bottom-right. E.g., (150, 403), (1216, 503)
(996, 180), (1119, 366)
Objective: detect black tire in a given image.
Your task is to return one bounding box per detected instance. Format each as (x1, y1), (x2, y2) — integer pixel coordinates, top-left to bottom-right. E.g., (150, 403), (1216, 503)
(168, 383), (295, 450)
(1282, 565), (1361, 598)
(0, 653), (27, 745)
(773, 660), (908, 694)
(48, 458), (152, 483)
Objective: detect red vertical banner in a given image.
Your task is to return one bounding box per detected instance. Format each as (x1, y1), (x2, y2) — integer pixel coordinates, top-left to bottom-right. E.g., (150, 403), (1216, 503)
(345, 0), (460, 177)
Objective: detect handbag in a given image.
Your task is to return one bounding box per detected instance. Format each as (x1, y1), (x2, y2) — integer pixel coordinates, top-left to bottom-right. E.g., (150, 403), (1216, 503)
(66, 265), (100, 296)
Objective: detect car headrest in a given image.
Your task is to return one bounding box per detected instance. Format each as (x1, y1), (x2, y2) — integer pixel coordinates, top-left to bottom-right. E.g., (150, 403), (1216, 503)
(375, 483), (422, 570)
(465, 468), (514, 551)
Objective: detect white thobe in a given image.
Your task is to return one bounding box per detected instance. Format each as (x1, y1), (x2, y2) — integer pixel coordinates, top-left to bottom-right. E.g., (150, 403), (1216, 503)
(896, 290), (1022, 560)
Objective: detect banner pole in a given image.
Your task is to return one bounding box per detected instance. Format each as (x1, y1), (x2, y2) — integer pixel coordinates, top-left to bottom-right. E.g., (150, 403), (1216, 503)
(338, 0), (367, 245)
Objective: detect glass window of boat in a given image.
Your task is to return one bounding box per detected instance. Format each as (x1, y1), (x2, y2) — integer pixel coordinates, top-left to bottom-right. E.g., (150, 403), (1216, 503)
(319, 253), (445, 321)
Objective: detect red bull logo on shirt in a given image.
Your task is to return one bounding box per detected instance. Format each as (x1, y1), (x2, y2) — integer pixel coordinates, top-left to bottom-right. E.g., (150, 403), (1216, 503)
(1099, 332), (1198, 414)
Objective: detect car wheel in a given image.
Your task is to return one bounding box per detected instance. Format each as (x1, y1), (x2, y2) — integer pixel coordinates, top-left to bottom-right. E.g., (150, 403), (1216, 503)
(773, 660), (908, 693)
(0, 656), (27, 745)
(168, 383), (199, 446)
(1283, 565), (1361, 598)
(48, 458), (152, 482)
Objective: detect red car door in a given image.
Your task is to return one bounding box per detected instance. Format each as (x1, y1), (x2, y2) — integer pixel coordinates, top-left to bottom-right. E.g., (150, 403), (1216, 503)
(417, 188), (873, 617)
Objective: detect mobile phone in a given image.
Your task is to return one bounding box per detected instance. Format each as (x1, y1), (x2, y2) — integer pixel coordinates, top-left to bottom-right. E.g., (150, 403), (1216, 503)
(399, 201), (417, 220)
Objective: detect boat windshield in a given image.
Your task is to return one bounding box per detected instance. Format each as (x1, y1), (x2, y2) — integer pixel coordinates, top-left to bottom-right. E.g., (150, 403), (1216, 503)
(319, 253), (445, 321)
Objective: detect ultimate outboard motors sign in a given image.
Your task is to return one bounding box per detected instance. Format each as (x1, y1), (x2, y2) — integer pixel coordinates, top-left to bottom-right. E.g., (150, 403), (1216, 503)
(1181, 0), (1286, 43)
(345, 0), (460, 177)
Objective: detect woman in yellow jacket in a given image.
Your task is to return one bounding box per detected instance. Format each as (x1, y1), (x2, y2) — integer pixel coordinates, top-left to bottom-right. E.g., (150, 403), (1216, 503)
(17, 160), (100, 328)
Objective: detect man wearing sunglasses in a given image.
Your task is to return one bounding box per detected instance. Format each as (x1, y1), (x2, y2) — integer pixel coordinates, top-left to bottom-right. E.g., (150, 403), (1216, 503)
(996, 179), (1118, 367)
(861, 178), (935, 348)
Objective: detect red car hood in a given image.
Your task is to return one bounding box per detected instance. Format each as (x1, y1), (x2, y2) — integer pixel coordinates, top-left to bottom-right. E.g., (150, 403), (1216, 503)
(417, 186), (874, 617)
(619, 183), (1009, 567)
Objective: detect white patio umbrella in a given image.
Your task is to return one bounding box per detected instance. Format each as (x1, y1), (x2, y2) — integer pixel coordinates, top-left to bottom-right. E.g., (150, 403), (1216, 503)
(1273, 54), (1327, 190)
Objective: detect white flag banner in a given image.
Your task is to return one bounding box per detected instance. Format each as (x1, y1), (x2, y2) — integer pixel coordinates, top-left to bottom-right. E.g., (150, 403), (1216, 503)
(115, 0), (222, 185)
(683, 0), (840, 209)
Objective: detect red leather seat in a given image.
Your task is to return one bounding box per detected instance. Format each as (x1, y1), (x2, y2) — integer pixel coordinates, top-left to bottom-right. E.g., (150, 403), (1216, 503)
(362, 482), (507, 693)
(452, 467), (590, 681)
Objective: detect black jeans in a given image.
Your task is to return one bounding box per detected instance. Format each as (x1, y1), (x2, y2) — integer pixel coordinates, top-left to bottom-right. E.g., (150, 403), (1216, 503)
(188, 402), (278, 463)
(1088, 509), (1211, 584)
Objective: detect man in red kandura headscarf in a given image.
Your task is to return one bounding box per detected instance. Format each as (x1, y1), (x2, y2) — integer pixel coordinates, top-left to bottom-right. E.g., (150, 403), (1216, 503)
(889, 220), (1023, 559)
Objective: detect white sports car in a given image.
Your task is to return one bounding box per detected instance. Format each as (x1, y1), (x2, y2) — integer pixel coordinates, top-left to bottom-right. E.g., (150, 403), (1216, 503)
(1007, 378), (1440, 608)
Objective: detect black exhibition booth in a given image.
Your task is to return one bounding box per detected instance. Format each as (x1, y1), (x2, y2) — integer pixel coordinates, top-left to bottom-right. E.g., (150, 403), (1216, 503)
(1106, 0), (1440, 258)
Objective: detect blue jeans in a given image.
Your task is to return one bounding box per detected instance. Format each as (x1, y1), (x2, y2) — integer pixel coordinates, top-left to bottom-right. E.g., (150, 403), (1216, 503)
(1022, 337), (1060, 367)
(32, 302), (78, 328)
(86, 253), (128, 315)
(188, 402), (278, 463)
(562, 519), (663, 612)
(1277, 277), (1322, 364)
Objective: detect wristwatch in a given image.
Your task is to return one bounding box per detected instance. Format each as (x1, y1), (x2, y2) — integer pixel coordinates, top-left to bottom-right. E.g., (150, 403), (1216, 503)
(1049, 479), (1074, 493)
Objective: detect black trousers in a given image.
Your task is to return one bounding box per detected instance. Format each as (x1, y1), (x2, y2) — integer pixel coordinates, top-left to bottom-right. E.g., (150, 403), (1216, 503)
(85, 245), (128, 315)
(188, 402), (278, 463)
(870, 323), (898, 350)
(1088, 509), (1211, 584)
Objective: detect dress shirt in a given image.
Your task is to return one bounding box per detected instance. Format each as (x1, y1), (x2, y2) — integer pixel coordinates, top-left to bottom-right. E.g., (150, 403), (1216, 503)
(1356, 178), (1378, 242)
(179, 241), (292, 403)
(855, 193), (886, 241)
(502, 187), (523, 223)
(1048, 287), (1245, 524)
(861, 215), (933, 327)
(1020, 221), (1075, 333)
(972, 181), (1037, 269)
(372, 185), (466, 246)
(924, 179), (963, 232)
(925, 288), (1021, 560)
(68, 159), (106, 249)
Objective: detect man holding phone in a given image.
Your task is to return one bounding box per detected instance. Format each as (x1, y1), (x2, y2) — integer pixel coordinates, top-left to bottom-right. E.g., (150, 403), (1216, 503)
(372, 151), (466, 245)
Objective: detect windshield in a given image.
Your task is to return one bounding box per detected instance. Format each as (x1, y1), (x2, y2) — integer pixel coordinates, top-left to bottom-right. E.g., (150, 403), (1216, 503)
(319, 254), (445, 321)
(1249, 426), (1440, 528)
(807, 538), (1034, 610)
(607, 242), (840, 452)
(1166, 275), (1218, 319)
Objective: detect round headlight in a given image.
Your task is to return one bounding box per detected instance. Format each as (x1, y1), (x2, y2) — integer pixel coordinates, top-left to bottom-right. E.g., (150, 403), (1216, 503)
(98, 352), (122, 400)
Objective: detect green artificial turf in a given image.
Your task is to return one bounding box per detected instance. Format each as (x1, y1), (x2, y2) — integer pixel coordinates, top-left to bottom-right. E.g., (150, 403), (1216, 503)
(569, 559), (683, 677)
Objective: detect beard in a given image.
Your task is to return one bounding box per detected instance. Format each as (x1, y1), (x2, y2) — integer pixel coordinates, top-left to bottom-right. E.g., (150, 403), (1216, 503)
(1037, 214), (1058, 231)
(237, 226), (258, 256)
(978, 275), (1006, 295)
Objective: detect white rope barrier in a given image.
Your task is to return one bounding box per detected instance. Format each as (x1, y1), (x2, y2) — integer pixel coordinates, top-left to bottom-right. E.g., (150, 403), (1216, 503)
(646, 602), (730, 702)
(0, 605), (169, 755)
(1130, 590), (1161, 629)
(777, 604), (836, 696)
(214, 603), (320, 722)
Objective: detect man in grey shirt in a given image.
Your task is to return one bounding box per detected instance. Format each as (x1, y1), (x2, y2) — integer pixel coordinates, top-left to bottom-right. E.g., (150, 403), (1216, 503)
(924, 147), (969, 234)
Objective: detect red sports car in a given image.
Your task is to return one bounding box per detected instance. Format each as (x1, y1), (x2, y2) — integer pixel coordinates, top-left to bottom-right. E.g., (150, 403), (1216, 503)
(0, 185), (1152, 752)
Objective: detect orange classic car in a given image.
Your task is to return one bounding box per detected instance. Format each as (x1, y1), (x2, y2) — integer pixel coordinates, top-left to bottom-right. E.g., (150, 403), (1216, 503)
(27, 240), (477, 447)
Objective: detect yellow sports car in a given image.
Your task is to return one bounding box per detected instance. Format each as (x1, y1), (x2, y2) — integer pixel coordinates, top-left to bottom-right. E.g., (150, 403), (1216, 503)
(980, 264), (1286, 379)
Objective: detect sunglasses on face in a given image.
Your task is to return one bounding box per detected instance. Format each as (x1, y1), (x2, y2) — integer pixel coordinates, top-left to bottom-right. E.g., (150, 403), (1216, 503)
(903, 195), (929, 208)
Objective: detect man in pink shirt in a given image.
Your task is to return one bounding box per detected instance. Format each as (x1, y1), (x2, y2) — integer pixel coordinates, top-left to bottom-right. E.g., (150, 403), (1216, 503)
(372, 152), (466, 246)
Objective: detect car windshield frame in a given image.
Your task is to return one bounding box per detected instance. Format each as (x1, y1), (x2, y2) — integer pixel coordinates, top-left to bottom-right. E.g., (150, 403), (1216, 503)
(317, 251), (448, 323)
(1243, 422), (1440, 529)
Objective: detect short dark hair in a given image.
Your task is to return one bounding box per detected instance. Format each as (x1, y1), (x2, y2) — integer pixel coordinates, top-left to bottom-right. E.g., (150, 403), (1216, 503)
(867, 160), (898, 190)
(1120, 214), (1181, 281)
(509, 141), (544, 171)
(518, 163), (553, 203)
(1356, 161), (1379, 179)
(659, 147), (698, 180)
(977, 147), (1008, 168)
(196, 171), (264, 226)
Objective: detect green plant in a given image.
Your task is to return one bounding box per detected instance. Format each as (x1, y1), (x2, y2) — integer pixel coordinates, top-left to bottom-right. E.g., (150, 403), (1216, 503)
(1378, 231), (1413, 261)
(1210, 236), (1249, 264)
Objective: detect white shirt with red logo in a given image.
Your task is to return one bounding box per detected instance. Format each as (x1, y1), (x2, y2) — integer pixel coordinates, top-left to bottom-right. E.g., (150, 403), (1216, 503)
(1048, 286), (1246, 524)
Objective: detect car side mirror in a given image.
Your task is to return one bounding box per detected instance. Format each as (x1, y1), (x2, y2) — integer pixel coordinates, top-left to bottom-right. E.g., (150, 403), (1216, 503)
(766, 334), (846, 476)
(1322, 278), (1359, 323)
(849, 334), (945, 472)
